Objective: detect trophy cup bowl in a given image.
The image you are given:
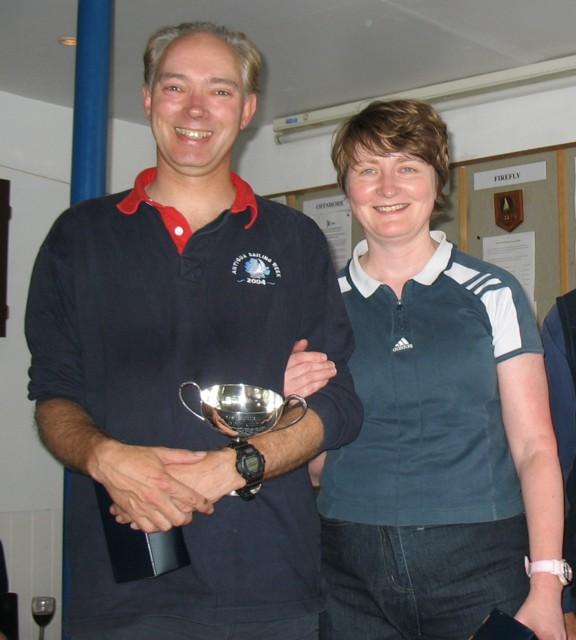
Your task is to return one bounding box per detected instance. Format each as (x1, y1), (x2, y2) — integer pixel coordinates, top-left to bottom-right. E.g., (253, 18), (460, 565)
(178, 382), (307, 441)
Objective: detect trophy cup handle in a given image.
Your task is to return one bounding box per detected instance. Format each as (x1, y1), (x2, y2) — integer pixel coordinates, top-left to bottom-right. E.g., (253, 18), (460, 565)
(279, 394), (308, 429)
(178, 381), (205, 421)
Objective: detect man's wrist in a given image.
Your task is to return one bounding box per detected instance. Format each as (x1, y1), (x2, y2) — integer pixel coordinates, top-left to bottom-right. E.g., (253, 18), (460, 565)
(86, 436), (123, 481)
(226, 441), (266, 500)
(218, 446), (247, 493)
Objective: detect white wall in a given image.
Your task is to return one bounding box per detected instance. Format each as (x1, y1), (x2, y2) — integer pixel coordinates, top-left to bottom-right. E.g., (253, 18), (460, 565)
(0, 91), (156, 640)
(0, 91), (158, 517)
(237, 82), (576, 194)
(0, 80), (575, 637)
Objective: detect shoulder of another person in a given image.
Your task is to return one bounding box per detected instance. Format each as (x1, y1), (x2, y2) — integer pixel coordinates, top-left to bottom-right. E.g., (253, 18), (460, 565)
(557, 289), (576, 314)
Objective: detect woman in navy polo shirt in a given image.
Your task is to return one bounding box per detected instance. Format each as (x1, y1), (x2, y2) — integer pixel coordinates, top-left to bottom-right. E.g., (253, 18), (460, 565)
(289, 99), (567, 640)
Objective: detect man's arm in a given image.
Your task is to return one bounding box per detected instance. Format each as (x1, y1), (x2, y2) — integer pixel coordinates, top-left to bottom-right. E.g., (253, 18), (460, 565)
(35, 398), (213, 532)
(114, 344), (332, 519)
(251, 409), (324, 478)
(112, 410), (324, 525)
(160, 406), (325, 505)
(26, 219), (214, 533)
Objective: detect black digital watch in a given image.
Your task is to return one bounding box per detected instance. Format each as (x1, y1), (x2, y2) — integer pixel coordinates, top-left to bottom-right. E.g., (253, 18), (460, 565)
(227, 441), (266, 501)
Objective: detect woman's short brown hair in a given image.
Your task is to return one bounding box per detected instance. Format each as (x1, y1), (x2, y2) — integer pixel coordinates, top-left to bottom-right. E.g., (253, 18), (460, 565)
(143, 21), (263, 96)
(331, 99), (450, 209)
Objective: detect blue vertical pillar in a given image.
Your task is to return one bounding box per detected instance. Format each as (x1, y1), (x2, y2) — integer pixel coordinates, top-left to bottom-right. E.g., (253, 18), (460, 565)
(64, 2), (113, 637)
(70, 0), (114, 204)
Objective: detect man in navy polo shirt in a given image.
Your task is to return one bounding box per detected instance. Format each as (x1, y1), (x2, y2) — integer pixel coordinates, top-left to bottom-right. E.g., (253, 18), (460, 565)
(25, 21), (361, 640)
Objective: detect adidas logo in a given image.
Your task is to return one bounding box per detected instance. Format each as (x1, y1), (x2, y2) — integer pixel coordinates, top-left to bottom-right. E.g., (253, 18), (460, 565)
(392, 337), (414, 353)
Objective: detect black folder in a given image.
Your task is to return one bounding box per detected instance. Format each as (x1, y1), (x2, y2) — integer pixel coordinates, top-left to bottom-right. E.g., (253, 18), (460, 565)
(94, 482), (190, 583)
(470, 609), (537, 639)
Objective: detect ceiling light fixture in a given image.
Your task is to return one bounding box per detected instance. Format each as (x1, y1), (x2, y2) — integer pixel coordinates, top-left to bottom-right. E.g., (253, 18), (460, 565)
(58, 36), (77, 46)
(274, 54), (576, 144)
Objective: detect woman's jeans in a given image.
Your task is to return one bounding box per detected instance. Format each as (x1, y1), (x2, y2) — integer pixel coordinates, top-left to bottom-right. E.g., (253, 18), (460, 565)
(320, 514), (529, 640)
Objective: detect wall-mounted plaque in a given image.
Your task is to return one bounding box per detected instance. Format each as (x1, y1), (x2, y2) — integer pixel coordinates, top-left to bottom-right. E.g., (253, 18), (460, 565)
(494, 189), (524, 232)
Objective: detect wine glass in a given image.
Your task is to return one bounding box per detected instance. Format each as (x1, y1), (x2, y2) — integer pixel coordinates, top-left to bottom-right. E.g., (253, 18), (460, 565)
(31, 596), (56, 640)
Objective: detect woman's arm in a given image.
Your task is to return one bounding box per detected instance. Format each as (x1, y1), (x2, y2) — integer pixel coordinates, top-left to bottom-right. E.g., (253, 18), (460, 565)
(498, 352), (566, 640)
(283, 339), (335, 486)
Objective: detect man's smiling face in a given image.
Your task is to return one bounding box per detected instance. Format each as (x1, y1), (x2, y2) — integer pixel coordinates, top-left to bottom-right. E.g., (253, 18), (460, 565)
(143, 32), (256, 180)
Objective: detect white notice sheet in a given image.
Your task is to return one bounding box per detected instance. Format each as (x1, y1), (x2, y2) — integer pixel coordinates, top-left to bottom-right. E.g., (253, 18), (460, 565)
(482, 231), (536, 310)
(303, 195), (352, 271)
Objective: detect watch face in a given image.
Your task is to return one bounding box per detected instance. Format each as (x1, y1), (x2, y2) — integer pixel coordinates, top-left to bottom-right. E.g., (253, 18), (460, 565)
(563, 561), (573, 584)
(244, 454), (262, 475)
(236, 445), (264, 480)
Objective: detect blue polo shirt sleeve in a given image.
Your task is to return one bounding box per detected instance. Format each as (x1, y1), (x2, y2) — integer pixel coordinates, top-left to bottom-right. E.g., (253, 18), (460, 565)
(294, 216), (363, 451)
(26, 210), (86, 407)
(543, 305), (576, 477)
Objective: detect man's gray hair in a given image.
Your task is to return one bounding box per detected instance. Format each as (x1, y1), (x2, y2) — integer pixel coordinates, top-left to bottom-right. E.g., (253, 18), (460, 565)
(143, 21), (263, 95)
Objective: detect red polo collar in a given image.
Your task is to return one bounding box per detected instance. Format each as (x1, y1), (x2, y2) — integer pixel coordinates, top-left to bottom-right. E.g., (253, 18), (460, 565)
(116, 168), (259, 254)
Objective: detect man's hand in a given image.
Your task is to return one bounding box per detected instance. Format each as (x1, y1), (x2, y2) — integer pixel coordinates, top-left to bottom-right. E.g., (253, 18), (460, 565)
(284, 339), (336, 398)
(90, 440), (214, 533)
(165, 448), (245, 503)
(34, 398), (216, 533)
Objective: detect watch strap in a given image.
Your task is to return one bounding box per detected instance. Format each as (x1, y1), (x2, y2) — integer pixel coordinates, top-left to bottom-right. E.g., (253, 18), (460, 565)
(231, 484), (261, 500)
(524, 556), (573, 586)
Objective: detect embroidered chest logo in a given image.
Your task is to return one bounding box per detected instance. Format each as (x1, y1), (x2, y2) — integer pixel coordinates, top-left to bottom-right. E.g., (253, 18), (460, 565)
(232, 252), (282, 286)
(392, 337), (414, 353)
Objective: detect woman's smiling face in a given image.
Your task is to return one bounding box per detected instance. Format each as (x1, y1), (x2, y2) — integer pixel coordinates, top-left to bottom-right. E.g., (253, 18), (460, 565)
(346, 149), (437, 246)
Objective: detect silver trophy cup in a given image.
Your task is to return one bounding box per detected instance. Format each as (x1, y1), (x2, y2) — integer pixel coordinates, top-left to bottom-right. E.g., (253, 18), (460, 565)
(178, 382), (307, 442)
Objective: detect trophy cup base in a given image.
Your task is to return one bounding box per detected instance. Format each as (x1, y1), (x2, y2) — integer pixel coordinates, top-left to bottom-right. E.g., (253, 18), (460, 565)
(94, 482), (191, 583)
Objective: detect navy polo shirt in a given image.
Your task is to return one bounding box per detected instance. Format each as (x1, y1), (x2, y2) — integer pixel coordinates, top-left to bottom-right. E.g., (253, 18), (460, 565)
(318, 231), (542, 526)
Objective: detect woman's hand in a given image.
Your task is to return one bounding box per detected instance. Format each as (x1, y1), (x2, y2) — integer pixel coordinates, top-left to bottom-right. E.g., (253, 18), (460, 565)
(515, 579), (566, 640)
(308, 451), (326, 487)
(284, 339), (336, 398)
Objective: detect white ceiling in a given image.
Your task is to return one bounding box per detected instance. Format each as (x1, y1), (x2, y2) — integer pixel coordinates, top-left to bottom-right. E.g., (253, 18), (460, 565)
(2, 0), (576, 131)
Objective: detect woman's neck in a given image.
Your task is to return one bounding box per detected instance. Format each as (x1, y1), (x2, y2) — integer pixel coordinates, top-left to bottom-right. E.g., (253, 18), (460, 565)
(360, 232), (438, 299)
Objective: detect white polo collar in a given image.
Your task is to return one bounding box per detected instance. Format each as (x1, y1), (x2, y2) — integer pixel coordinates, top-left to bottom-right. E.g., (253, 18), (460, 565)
(348, 230), (454, 299)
